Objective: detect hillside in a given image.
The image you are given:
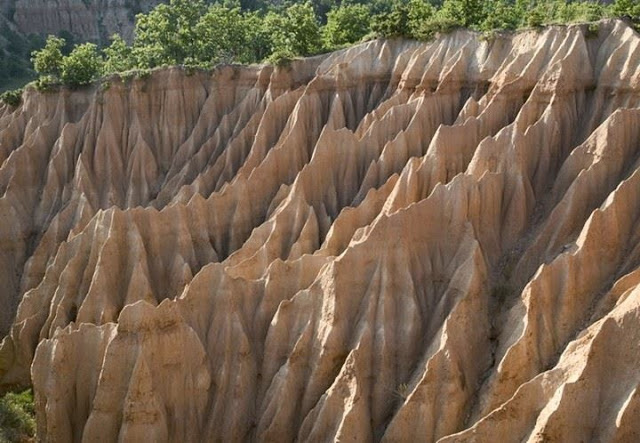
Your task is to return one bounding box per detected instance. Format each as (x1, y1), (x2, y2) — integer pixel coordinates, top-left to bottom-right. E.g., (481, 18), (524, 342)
(0, 0), (165, 90)
(2, 0), (163, 43)
(0, 19), (639, 442)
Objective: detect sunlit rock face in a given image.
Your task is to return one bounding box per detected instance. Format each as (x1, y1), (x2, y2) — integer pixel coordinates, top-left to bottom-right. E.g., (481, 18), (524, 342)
(0, 20), (639, 442)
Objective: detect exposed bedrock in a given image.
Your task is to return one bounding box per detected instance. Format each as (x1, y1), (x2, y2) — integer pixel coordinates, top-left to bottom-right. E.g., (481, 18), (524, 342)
(0, 20), (639, 442)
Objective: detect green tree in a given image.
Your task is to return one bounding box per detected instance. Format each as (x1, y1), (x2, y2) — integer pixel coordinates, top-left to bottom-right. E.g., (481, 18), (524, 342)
(480, 0), (521, 31)
(322, 4), (371, 49)
(31, 35), (65, 77)
(60, 43), (103, 86)
(611, 0), (640, 22)
(103, 34), (135, 75)
(132, 0), (208, 68)
(244, 12), (273, 62)
(264, 2), (323, 57)
(560, 1), (607, 23)
(371, 0), (412, 38)
(526, 3), (548, 28)
(437, 0), (487, 29)
(407, 0), (438, 39)
(196, 5), (263, 64)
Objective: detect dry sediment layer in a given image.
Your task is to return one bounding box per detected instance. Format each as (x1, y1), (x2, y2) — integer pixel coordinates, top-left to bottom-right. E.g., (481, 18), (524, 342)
(0, 20), (639, 442)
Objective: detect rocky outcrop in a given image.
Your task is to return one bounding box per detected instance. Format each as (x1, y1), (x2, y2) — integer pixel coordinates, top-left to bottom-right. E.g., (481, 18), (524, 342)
(1, 20), (640, 442)
(7, 0), (163, 42)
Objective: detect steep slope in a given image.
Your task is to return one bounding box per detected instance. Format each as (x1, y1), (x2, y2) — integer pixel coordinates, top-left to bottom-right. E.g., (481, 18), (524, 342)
(6, 0), (163, 43)
(0, 20), (639, 442)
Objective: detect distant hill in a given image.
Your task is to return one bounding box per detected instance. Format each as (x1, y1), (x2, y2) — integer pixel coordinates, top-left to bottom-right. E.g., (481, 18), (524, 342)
(3, 0), (164, 44)
(0, 0), (166, 90)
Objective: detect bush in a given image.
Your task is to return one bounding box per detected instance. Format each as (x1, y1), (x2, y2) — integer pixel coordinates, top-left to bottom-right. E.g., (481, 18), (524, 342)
(323, 4), (371, 49)
(527, 6), (547, 28)
(479, 0), (521, 32)
(31, 35), (65, 77)
(263, 2), (323, 57)
(31, 36), (102, 88)
(0, 88), (23, 107)
(611, 0), (640, 22)
(417, 15), (465, 39)
(33, 75), (59, 92)
(266, 48), (296, 67)
(586, 22), (600, 38)
(438, 0), (488, 29)
(407, 0), (438, 37)
(133, 0), (208, 67)
(0, 389), (36, 442)
(60, 43), (103, 87)
(196, 6), (266, 64)
(182, 57), (211, 76)
(371, 0), (476, 40)
(371, 0), (412, 38)
(103, 34), (135, 75)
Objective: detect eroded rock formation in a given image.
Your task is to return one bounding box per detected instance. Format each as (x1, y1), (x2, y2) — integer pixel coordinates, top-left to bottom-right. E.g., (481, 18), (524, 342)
(7, 0), (163, 42)
(0, 20), (639, 442)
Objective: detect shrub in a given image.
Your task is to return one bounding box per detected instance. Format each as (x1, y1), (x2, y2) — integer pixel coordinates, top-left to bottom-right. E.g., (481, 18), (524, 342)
(263, 2), (323, 57)
(182, 57), (210, 76)
(611, 0), (640, 23)
(371, 0), (412, 38)
(136, 68), (152, 80)
(267, 48), (296, 67)
(480, 0), (521, 32)
(33, 74), (59, 92)
(60, 43), (103, 87)
(0, 88), (23, 107)
(99, 80), (111, 92)
(196, 6), (266, 65)
(395, 383), (410, 399)
(527, 6), (547, 29)
(586, 22), (600, 38)
(0, 389), (36, 442)
(323, 4), (371, 49)
(31, 35), (65, 77)
(103, 34), (135, 75)
(407, 0), (438, 39)
(438, 0), (488, 29)
(133, 0), (207, 67)
(415, 15), (464, 40)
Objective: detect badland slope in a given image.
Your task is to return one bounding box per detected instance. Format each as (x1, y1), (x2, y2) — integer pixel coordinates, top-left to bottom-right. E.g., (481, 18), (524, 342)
(3, 0), (163, 42)
(1, 20), (639, 442)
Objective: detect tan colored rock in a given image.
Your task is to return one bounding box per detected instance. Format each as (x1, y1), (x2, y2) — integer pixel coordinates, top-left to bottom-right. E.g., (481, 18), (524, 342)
(0, 20), (639, 442)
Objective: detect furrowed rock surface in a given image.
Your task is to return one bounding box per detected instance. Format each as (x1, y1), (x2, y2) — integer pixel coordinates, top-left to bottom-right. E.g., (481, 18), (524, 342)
(6, 0), (163, 42)
(1, 20), (640, 442)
